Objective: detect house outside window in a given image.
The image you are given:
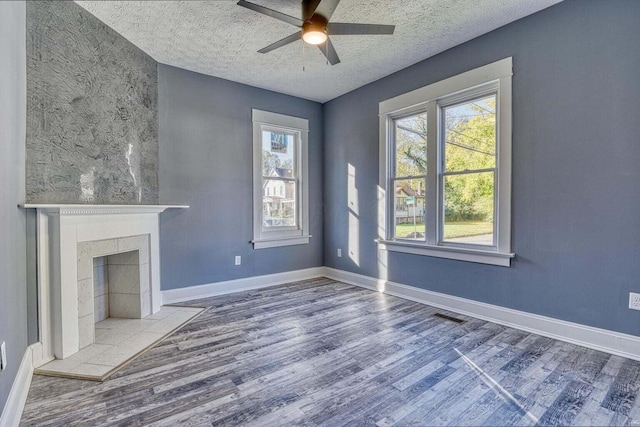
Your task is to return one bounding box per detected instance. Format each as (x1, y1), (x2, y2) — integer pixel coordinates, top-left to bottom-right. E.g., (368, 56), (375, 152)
(378, 58), (514, 266)
(252, 109), (310, 249)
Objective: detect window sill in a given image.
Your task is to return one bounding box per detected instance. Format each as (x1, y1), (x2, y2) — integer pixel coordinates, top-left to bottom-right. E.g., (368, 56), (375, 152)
(377, 239), (514, 267)
(252, 235), (312, 249)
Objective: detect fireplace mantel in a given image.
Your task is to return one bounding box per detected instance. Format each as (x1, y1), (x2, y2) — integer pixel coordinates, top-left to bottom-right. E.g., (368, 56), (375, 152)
(24, 203), (188, 363)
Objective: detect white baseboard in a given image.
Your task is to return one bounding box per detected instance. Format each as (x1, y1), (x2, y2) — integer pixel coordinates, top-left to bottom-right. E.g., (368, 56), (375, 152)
(323, 267), (640, 362)
(160, 265), (640, 362)
(161, 267), (326, 305)
(0, 344), (35, 427)
(28, 342), (53, 369)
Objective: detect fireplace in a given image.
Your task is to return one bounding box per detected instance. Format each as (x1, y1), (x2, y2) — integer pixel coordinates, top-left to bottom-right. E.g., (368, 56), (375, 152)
(76, 235), (151, 350)
(25, 204), (187, 363)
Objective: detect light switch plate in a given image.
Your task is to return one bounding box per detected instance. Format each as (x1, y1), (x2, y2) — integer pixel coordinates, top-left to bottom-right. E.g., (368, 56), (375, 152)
(235, 256), (241, 266)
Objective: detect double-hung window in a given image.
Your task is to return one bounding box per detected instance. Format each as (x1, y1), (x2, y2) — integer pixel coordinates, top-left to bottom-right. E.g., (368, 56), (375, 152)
(252, 109), (310, 249)
(378, 58), (514, 266)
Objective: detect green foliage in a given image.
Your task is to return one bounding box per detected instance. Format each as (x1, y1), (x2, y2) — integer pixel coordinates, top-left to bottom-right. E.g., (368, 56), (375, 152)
(395, 113), (427, 177)
(443, 97), (496, 222)
(394, 97), (497, 222)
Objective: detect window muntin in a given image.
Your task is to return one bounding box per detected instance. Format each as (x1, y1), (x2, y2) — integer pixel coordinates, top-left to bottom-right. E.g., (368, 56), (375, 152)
(378, 58), (513, 266)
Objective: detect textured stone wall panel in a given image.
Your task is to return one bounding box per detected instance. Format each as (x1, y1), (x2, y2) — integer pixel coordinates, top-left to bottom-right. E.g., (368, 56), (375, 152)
(26, 1), (158, 204)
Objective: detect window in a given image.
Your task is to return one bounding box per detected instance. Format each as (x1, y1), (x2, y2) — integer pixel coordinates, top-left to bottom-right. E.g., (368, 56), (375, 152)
(252, 109), (310, 249)
(378, 58), (514, 266)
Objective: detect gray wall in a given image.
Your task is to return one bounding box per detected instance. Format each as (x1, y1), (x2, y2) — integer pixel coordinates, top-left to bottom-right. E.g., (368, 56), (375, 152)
(158, 65), (323, 289)
(0, 1), (27, 414)
(26, 1), (158, 204)
(323, 0), (640, 336)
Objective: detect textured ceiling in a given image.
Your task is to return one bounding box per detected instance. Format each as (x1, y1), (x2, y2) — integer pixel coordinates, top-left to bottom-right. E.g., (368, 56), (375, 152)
(75, 0), (562, 103)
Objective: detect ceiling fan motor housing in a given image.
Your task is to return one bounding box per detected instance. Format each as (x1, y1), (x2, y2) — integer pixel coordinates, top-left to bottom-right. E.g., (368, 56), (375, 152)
(303, 15), (328, 37)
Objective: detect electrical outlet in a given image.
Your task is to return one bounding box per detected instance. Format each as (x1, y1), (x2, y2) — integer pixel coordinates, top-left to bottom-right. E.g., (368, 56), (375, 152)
(337, 248), (342, 257)
(1, 341), (6, 371)
(235, 255), (241, 266)
(630, 292), (640, 311)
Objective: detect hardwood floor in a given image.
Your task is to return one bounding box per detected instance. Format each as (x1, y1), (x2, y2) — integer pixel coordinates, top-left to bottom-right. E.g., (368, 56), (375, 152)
(21, 278), (640, 426)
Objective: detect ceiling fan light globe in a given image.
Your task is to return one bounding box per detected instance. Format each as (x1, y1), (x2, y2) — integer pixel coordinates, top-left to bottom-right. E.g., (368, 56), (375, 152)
(302, 30), (327, 45)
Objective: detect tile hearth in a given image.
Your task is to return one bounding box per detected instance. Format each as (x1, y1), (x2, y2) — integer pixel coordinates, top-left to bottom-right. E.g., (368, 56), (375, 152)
(35, 306), (205, 381)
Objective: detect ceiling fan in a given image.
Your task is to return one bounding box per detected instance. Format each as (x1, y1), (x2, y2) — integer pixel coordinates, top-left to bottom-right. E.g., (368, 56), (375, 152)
(237, 0), (395, 65)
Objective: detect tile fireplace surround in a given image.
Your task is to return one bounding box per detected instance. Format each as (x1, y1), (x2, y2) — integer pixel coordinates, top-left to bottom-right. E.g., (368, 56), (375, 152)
(24, 204), (188, 366)
(76, 234), (151, 350)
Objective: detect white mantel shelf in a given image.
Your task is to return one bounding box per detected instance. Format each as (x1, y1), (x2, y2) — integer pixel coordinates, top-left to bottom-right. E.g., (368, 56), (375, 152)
(22, 204), (189, 215)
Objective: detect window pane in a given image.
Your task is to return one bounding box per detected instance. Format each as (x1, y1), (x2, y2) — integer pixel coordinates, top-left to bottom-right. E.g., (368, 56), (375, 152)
(393, 179), (426, 240)
(262, 179), (296, 228)
(444, 95), (496, 172)
(443, 172), (494, 245)
(262, 130), (295, 178)
(394, 112), (427, 178)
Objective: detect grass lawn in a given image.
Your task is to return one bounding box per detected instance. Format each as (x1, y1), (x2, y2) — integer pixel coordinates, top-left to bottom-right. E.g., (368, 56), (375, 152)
(396, 221), (493, 239)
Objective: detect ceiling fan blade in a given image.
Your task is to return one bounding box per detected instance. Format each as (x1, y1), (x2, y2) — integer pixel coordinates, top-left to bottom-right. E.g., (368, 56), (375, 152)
(258, 32), (302, 54)
(327, 23), (395, 35)
(237, 0), (303, 27)
(303, 0), (322, 20)
(317, 37), (340, 65)
(313, 0), (341, 21)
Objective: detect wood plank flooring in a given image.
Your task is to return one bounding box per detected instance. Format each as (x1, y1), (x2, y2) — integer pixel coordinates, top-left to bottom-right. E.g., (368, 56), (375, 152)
(20, 278), (640, 426)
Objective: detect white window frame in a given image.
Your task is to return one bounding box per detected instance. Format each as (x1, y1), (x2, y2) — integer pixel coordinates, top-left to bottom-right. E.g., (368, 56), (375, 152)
(377, 58), (514, 266)
(252, 109), (310, 249)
